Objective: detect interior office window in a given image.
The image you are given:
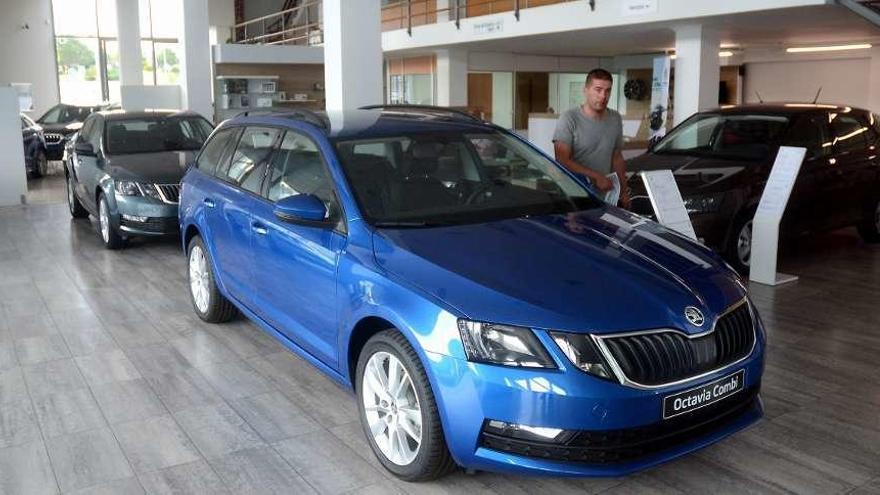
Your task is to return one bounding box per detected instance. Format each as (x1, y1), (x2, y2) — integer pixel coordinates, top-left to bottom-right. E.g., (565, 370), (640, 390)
(266, 131), (339, 226)
(222, 127), (280, 191)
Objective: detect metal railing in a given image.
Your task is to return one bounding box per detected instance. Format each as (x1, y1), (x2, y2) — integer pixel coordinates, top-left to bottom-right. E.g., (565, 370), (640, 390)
(380, 0), (579, 34)
(232, 0), (323, 46)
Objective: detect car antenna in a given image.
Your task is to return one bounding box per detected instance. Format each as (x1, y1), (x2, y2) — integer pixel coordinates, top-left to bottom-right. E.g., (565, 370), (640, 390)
(812, 86), (822, 104)
(754, 91), (764, 103)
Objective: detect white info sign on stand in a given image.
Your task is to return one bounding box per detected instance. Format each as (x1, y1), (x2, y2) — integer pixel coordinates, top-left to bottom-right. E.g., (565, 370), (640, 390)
(640, 170), (697, 240)
(749, 146), (807, 286)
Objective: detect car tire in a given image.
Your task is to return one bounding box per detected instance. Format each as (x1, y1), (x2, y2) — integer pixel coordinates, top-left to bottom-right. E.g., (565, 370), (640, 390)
(187, 236), (237, 323)
(36, 150), (49, 177)
(97, 193), (125, 250)
(356, 329), (456, 481)
(857, 196), (880, 244)
(725, 212), (754, 275)
(67, 174), (88, 218)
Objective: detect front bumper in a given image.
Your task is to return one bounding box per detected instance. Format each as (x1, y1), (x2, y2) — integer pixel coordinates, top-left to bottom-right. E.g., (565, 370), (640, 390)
(114, 195), (179, 236)
(425, 331), (764, 476)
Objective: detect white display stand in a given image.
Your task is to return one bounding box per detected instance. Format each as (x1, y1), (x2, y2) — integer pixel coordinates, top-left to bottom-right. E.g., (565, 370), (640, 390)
(749, 146), (807, 286)
(527, 113), (559, 157)
(640, 169), (697, 240)
(0, 86), (28, 207)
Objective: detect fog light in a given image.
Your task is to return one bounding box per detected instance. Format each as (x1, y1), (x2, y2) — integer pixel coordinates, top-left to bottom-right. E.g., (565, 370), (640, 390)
(122, 214), (148, 222)
(485, 420), (564, 442)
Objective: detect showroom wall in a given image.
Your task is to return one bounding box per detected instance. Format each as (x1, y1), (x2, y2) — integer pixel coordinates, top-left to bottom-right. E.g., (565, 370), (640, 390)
(744, 57), (871, 108)
(0, 0), (59, 117)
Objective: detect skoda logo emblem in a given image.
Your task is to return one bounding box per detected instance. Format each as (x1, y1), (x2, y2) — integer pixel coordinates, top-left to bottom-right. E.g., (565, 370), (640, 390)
(685, 306), (705, 327)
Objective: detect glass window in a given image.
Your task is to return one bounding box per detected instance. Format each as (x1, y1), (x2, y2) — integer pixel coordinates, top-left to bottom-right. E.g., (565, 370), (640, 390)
(786, 115), (828, 158)
(142, 40), (156, 86)
(196, 128), (236, 175)
(221, 127), (280, 189)
(21, 117), (29, 130)
(154, 42), (181, 85)
(104, 116), (213, 155)
(266, 131), (339, 225)
(830, 114), (868, 153)
(53, 0), (98, 37)
(96, 0), (118, 37)
(56, 37), (102, 105)
(148, 0), (181, 39)
(654, 114), (789, 160)
(86, 116), (103, 150)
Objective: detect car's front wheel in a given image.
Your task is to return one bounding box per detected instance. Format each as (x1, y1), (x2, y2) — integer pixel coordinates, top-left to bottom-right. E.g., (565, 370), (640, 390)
(187, 236), (237, 323)
(35, 150), (48, 177)
(726, 214), (753, 274)
(97, 193), (125, 249)
(67, 175), (88, 218)
(356, 330), (456, 481)
(857, 195), (880, 243)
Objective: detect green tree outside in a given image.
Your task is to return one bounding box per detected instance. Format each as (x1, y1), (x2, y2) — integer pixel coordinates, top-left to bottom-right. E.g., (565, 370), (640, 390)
(56, 38), (96, 74)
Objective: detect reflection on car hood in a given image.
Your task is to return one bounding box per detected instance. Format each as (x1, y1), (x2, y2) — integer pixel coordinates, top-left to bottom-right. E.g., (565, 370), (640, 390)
(373, 207), (745, 335)
(107, 150), (195, 184)
(627, 153), (758, 195)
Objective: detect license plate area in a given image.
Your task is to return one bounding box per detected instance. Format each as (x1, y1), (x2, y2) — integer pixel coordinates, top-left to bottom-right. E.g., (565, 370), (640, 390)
(663, 370), (745, 420)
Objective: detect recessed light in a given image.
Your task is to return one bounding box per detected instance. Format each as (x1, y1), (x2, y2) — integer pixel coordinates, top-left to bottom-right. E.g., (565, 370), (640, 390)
(786, 43), (872, 53)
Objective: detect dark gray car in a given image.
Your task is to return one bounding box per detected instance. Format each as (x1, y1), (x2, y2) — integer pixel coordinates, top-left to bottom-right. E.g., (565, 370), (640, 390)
(64, 110), (214, 249)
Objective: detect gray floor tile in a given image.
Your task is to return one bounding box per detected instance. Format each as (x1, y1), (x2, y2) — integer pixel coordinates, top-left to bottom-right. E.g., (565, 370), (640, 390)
(173, 403), (265, 459)
(102, 320), (164, 349)
(57, 325), (118, 358)
(144, 369), (223, 413)
(32, 388), (107, 438)
(204, 322), (283, 360)
(65, 477), (145, 495)
(22, 358), (88, 398)
(14, 335), (71, 366)
(231, 391), (322, 443)
(0, 367), (27, 405)
(196, 359), (273, 401)
(124, 343), (193, 378)
(45, 427), (133, 492)
(273, 430), (385, 494)
(137, 459), (229, 495)
(75, 350), (142, 387)
(91, 378), (167, 425)
(0, 399), (41, 449)
(5, 312), (58, 339)
(169, 330), (240, 368)
(0, 342), (18, 370)
(113, 415), (202, 473)
(209, 445), (317, 494)
(0, 440), (59, 495)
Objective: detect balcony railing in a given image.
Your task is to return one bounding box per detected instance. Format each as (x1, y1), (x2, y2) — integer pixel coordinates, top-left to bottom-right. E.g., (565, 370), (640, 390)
(231, 0), (323, 46)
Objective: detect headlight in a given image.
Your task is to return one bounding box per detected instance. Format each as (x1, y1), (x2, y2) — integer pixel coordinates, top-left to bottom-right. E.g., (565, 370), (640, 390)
(457, 320), (555, 368)
(550, 332), (615, 380)
(114, 180), (141, 196)
(139, 183), (162, 201)
(683, 193), (723, 214)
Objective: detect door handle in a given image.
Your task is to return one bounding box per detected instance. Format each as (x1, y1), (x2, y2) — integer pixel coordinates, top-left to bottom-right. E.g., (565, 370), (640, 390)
(203, 198), (215, 208)
(252, 222), (268, 235)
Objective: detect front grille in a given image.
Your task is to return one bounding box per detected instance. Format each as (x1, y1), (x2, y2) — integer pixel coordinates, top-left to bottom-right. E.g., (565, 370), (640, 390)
(480, 385), (760, 465)
(600, 301), (755, 386)
(44, 133), (64, 144)
(156, 184), (181, 204)
(120, 217), (178, 233)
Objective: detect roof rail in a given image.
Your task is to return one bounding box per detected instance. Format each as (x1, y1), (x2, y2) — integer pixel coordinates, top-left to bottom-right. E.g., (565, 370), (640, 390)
(359, 104), (484, 123)
(235, 108), (329, 130)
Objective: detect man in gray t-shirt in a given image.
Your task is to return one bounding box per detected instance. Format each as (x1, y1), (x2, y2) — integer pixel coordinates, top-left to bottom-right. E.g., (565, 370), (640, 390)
(553, 68), (630, 209)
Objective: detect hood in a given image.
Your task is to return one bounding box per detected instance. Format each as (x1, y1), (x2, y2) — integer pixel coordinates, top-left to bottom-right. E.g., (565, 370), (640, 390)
(39, 123), (80, 135)
(628, 152), (765, 196)
(373, 207), (746, 335)
(107, 150), (195, 184)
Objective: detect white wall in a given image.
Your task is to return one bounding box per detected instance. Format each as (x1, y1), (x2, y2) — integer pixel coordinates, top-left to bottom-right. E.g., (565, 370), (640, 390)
(744, 58), (870, 108)
(0, 87), (27, 206)
(0, 0), (59, 117)
(469, 52), (599, 73)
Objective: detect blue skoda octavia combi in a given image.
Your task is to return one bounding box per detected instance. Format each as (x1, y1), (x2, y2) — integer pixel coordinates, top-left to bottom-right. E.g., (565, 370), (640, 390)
(179, 107), (765, 480)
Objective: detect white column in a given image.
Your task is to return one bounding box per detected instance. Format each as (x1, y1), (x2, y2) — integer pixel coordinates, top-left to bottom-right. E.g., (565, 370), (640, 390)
(0, 87), (27, 206)
(179, 0), (214, 119)
(323, 0), (382, 112)
(116, 0), (143, 86)
(868, 47), (880, 114)
(435, 48), (467, 107)
(673, 24), (720, 126)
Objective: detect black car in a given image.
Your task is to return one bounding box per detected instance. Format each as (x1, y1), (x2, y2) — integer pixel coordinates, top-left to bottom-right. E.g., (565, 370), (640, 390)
(36, 103), (100, 160)
(21, 113), (48, 178)
(628, 103), (880, 272)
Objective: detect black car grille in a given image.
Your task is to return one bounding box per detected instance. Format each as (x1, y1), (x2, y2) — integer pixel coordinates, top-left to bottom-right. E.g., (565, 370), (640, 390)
(44, 133), (64, 145)
(156, 184), (181, 203)
(600, 302), (754, 386)
(480, 385), (760, 465)
(120, 217), (179, 234)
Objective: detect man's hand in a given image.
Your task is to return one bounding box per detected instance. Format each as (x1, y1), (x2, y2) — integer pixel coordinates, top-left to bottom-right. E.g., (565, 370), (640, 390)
(593, 174), (614, 192)
(619, 189), (632, 209)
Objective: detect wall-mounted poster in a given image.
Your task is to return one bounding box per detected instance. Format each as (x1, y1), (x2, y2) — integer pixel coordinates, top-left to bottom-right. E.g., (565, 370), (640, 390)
(648, 56), (670, 147)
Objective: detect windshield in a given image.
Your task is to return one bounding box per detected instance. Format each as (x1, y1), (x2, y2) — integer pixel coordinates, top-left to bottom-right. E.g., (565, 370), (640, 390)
(655, 113), (790, 160)
(333, 130), (602, 227)
(105, 117), (214, 155)
(38, 105), (93, 125)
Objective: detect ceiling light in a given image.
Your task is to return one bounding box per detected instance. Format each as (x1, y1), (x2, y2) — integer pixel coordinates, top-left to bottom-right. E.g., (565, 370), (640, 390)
(718, 51), (734, 57)
(786, 43), (872, 53)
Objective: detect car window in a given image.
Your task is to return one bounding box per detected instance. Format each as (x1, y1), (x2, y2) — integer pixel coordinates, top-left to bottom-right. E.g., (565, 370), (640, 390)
(78, 117), (95, 143)
(655, 114), (788, 160)
(829, 113), (868, 153)
(265, 131), (341, 228)
(196, 128), (237, 175)
(39, 105), (62, 124)
(20, 117), (28, 130)
(219, 126), (280, 190)
(86, 116), (103, 151)
(785, 115), (828, 159)
(104, 117), (213, 154)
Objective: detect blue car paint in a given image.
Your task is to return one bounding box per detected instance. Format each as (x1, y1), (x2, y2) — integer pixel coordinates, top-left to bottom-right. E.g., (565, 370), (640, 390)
(179, 111), (765, 476)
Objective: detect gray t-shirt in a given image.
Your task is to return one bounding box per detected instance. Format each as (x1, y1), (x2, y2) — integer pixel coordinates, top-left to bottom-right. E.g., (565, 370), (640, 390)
(552, 107), (623, 175)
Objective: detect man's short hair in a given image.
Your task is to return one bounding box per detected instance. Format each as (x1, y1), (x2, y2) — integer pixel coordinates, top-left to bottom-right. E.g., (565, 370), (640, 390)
(585, 68), (613, 87)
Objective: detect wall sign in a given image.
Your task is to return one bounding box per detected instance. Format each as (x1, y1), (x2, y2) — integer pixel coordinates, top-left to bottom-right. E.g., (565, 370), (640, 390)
(622, 0), (658, 16)
(473, 19), (503, 35)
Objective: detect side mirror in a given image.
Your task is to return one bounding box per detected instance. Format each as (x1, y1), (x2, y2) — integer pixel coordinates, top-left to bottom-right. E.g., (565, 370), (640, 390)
(273, 194), (330, 227)
(75, 141), (95, 156)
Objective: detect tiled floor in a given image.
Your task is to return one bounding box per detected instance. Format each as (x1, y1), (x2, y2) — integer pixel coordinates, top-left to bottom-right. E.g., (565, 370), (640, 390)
(0, 175), (879, 494)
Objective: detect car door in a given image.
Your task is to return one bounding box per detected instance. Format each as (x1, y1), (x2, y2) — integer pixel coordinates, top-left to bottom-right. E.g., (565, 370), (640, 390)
(202, 126), (281, 306)
(781, 113), (831, 234)
(826, 111), (872, 228)
(73, 115), (105, 212)
(249, 129), (346, 368)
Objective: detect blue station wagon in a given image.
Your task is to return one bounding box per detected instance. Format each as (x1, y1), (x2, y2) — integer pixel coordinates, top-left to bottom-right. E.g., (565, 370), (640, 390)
(179, 107), (765, 480)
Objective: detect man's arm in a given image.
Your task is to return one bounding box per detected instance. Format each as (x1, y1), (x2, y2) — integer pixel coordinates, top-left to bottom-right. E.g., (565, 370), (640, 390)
(554, 141), (613, 191)
(612, 148), (631, 209)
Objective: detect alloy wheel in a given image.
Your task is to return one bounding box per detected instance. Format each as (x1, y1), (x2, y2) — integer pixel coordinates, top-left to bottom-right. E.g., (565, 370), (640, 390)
(67, 177), (75, 213)
(189, 245), (211, 314)
(361, 351), (422, 466)
(38, 152), (48, 176)
(99, 198), (110, 244)
(737, 220), (753, 267)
